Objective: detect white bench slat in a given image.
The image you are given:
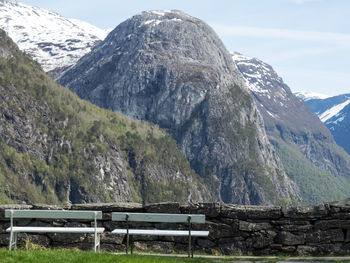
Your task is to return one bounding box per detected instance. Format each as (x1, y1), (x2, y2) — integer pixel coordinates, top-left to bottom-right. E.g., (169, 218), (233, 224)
(5, 210), (102, 220)
(111, 229), (209, 237)
(112, 213), (205, 223)
(6, 227), (105, 234)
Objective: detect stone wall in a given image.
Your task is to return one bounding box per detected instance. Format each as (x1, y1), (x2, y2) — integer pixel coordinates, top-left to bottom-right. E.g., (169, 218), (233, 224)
(1, 201), (350, 255)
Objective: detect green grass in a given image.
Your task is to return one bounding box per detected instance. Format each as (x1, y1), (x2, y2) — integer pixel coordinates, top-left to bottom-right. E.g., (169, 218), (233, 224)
(0, 249), (241, 263)
(1, 249), (350, 263)
(0, 250), (198, 263)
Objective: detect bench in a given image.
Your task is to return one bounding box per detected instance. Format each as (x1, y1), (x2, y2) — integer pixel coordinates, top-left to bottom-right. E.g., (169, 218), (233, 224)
(5, 209), (104, 253)
(111, 212), (209, 257)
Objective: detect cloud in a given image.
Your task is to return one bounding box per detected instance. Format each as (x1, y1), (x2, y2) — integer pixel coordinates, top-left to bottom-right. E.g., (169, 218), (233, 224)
(211, 24), (350, 46)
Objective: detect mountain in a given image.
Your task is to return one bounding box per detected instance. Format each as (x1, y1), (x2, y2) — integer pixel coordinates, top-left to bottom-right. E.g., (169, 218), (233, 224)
(58, 10), (302, 205)
(0, 0), (107, 72)
(232, 52), (350, 204)
(297, 93), (350, 155)
(0, 29), (210, 205)
(294, 91), (330, 101)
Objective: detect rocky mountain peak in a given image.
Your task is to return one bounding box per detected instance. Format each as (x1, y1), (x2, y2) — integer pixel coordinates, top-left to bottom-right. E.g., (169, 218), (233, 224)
(232, 52), (332, 138)
(59, 11), (301, 205)
(232, 52), (287, 96)
(60, 9), (247, 127)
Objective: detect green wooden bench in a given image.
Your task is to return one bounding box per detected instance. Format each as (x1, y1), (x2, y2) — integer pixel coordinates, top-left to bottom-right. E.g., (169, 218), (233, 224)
(111, 212), (209, 257)
(5, 209), (104, 252)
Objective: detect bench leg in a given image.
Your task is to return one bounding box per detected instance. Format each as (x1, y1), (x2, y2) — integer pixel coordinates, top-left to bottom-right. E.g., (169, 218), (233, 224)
(130, 235), (133, 255)
(8, 232), (18, 251)
(191, 237), (195, 258)
(94, 233), (101, 253)
(126, 233), (129, 255)
(14, 232), (17, 251)
(98, 233), (101, 253)
(8, 230), (13, 251)
(188, 235), (196, 258)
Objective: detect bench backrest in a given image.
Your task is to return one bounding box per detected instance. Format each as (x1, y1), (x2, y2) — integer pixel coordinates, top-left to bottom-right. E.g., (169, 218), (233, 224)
(112, 213), (205, 223)
(5, 210), (102, 220)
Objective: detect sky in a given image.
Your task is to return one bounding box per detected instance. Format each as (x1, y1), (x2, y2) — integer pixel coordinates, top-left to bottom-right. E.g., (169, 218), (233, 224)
(20, 0), (350, 96)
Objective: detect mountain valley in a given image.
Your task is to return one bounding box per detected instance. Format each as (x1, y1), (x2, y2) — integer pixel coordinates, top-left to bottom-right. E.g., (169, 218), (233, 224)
(1, 1), (350, 206)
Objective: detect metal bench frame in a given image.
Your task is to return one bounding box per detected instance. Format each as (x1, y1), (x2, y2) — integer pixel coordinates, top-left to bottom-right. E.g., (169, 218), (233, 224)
(5, 209), (104, 253)
(111, 212), (209, 257)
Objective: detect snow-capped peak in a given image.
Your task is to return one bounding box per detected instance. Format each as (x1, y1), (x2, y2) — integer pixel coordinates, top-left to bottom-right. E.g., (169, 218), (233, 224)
(231, 52), (255, 63)
(139, 10), (189, 27)
(231, 52), (288, 100)
(0, 0), (108, 71)
(147, 10), (172, 16)
(294, 91), (330, 101)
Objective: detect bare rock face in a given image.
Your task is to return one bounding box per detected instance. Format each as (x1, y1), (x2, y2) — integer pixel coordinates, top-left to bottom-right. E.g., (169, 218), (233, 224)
(59, 11), (301, 205)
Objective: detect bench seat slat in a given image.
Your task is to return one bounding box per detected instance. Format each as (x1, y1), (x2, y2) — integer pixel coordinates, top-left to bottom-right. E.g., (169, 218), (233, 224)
(6, 227), (104, 233)
(111, 229), (209, 237)
(112, 213), (205, 223)
(5, 210), (102, 220)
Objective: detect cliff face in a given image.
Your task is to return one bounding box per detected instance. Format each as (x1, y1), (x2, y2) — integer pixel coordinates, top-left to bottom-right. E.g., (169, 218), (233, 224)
(59, 10), (301, 205)
(0, 29), (209, 205)
(232, 53), (350, 204)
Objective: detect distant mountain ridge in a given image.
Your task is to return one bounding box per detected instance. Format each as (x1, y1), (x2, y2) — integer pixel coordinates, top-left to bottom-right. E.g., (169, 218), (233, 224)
(232, 52), (350, 204)
(0, 0), (107, 71)
(297, 93), (350, 155)
(294, 91), (330, 101)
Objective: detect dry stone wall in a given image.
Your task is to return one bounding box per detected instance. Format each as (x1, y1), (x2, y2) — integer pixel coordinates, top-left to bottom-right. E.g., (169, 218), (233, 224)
(1, 201), (350, 255)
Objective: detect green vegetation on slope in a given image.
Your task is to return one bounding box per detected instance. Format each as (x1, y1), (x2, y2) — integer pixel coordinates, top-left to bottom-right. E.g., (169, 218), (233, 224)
(0, 30), (208, 204)
(270, 136), (350, 204)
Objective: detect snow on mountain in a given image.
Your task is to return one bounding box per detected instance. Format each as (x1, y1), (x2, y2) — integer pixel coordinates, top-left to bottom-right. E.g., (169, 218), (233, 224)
(299, 93), (350, 124)
(231, 52), (288, 100)
(0, 0), (107, 71)
(319, 99), (350, 123)
(231, 50), (333, 140)
(299, 93), (350, 154)
(295, 91), (330, 101)
(231, 51), (350, 204)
